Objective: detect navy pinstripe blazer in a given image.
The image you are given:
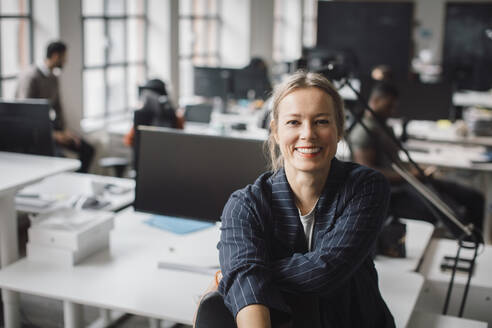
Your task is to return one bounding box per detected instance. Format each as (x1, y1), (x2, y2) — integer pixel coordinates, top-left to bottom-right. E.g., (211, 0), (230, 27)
(218, 158), (395, 328)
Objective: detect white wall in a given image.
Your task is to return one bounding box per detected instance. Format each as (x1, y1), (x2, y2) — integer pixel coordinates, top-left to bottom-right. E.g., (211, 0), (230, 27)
(220, 0), (250, 67)
(282, 0), (303, 62)
(58, 0), (83, 133)
(33, 0), (59, 64)
(250, 0), (275, 69)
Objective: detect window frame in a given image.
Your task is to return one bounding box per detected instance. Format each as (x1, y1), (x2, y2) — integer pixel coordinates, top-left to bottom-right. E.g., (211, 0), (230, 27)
(81, 0), (148, 120)
(179, 0), (222, 98)
(0, 0), (34, 97)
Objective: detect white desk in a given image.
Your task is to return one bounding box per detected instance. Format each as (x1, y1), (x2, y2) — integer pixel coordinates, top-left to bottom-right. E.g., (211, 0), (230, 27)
(453, 90), (492, 109)
(16, 172), (135, 213)
(0, 152), (80, 328)
(408, 311), (488, 328)
(0, 208), (439, 328)
(415, 239), (492, 326)
(402, 141), (492, 244)
(375, 219), (434, 273)
(0, 209), (216, 327)
(405, 120), (492, 148)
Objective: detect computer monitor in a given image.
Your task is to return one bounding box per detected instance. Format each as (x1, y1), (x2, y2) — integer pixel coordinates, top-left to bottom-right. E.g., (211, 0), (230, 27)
(395, 81), (454, 121)
(232, 69), (271, 100)
(0, 99), (55, 156)
(193, 66), (234, 99)
(134, 127), (269, 222)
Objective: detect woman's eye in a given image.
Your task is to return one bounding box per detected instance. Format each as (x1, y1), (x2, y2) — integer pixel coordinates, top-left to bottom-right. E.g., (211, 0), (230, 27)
(286, 120), (300, 125)
(316, 119), (330, 125)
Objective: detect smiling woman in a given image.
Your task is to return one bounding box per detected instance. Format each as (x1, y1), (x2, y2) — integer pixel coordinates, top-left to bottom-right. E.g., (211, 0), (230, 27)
(216, 71), (395, 328)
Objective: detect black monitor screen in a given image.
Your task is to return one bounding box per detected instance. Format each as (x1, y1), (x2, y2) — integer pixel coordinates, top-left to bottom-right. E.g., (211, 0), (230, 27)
(316, 1), (413, 79)
(135, 127), (269, 221)
(233, 69), (271, 100)
(0, 99), (54, 156)
(193, 66), (234, 98)
(395, 81), (453, 121)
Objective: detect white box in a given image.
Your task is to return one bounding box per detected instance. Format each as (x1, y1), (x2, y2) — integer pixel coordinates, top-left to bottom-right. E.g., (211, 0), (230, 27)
(27, 233), (110, 266)
(28, 208), (114, 251)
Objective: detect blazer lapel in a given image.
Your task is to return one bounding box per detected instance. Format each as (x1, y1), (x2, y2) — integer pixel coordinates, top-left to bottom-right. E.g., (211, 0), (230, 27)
(312, 158), (347, 249)
(271, 169), (308, 254)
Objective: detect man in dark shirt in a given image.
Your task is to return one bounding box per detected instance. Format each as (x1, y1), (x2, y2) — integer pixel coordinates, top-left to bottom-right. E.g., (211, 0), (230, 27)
(16, 41), (94, 173)
(348, 82), (484, 238)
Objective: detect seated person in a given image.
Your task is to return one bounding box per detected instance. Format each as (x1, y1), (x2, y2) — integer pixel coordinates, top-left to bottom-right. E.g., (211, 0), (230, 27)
(204, 71), (396, 327)
(242, 57), (273, 102)
(348, 82), (484, 239)
(124, 79), (184, 147)
(16, 41), (95, 173)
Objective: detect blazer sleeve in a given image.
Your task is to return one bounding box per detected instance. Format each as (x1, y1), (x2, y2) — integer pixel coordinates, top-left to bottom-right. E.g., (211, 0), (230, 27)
(218, 188), (290, 319)
(270, 170), (390, 296)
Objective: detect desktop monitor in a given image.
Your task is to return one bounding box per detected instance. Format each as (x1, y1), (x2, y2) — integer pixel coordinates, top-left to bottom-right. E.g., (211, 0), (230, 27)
(193, 66), (234, 99)
(134, 127), (269, 222)
(232, 69), (272, 100)
(0, 99), (55, 156)
(395, 81), (454, 121)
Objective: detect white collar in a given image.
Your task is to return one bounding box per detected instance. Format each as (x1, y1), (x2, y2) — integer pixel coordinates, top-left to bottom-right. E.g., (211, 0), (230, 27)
(38, 62), (52, 77)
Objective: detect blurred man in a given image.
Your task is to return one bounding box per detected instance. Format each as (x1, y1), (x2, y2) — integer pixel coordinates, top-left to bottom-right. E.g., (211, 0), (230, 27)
(349, 82), (484, 238)
(16, 41), (94, 173)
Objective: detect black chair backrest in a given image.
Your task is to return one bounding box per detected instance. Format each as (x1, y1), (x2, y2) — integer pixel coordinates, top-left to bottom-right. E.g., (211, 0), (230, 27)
(194, 291), (235, 328)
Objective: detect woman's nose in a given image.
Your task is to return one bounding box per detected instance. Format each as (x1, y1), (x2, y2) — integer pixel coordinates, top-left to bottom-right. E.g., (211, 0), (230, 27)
(300, 122), (315, 139)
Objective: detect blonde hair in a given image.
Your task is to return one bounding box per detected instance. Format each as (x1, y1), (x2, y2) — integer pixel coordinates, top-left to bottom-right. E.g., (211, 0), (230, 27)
(266, 71), (345, 171)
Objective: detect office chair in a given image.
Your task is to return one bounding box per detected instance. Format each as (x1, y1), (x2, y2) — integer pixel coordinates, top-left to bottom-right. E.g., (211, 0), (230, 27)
(194, 291), (235, 328)
(99, 96), (178, 177)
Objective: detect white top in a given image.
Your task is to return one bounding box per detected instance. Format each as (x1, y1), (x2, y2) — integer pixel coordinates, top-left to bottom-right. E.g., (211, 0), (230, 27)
(298, 206), (316, 251)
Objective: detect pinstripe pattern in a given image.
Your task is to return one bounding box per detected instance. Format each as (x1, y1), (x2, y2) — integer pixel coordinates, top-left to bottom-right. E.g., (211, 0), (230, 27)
(218, 158), (395, 327)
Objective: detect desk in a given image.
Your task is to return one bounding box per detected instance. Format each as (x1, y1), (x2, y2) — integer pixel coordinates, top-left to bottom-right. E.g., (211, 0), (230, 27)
(0, 209), (216, 327)
(0, 152), (80, 327)
(415, 239), (492, 326)
(402, 141), (492, 244)
(16, 172), (135, 213)
(375, 219), (434, 273)
(405, 120), (492, 148)
(0, 209), (437, 328)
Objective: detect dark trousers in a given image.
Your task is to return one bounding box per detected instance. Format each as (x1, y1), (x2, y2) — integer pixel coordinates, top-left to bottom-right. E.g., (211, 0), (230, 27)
(390, 179), (484, 239)
(55, 138), (95, 173)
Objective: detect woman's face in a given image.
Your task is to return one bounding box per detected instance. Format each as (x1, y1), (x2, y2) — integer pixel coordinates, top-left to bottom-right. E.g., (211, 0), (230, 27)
(272, 87), (341, 176)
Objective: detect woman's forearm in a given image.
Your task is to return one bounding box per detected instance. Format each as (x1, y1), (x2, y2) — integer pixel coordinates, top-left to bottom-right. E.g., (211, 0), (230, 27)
(236, 304), (271, 328)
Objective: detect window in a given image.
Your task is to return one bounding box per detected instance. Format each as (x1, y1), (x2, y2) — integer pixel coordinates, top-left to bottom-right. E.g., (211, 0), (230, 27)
(303, 0), (317, 48)
(82, 0), (147, 120)
(273, 0), (318, 63)
(179, 0), (221, 98)
(0, 0), (33, 99)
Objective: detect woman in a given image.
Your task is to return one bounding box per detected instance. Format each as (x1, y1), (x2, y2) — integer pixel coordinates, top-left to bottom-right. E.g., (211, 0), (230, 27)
(217, 71), (395, 327)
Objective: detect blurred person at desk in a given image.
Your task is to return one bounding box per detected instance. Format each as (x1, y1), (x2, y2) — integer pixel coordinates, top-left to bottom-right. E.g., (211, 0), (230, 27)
(209, 72), (395, 327)
(348, 82), (484, 238)
(16, 41), (95, 173)
(123, 79), (184, 147)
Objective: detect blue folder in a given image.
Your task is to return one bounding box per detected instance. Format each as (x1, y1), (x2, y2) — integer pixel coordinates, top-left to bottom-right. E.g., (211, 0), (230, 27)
(144, 215), (214, 235)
